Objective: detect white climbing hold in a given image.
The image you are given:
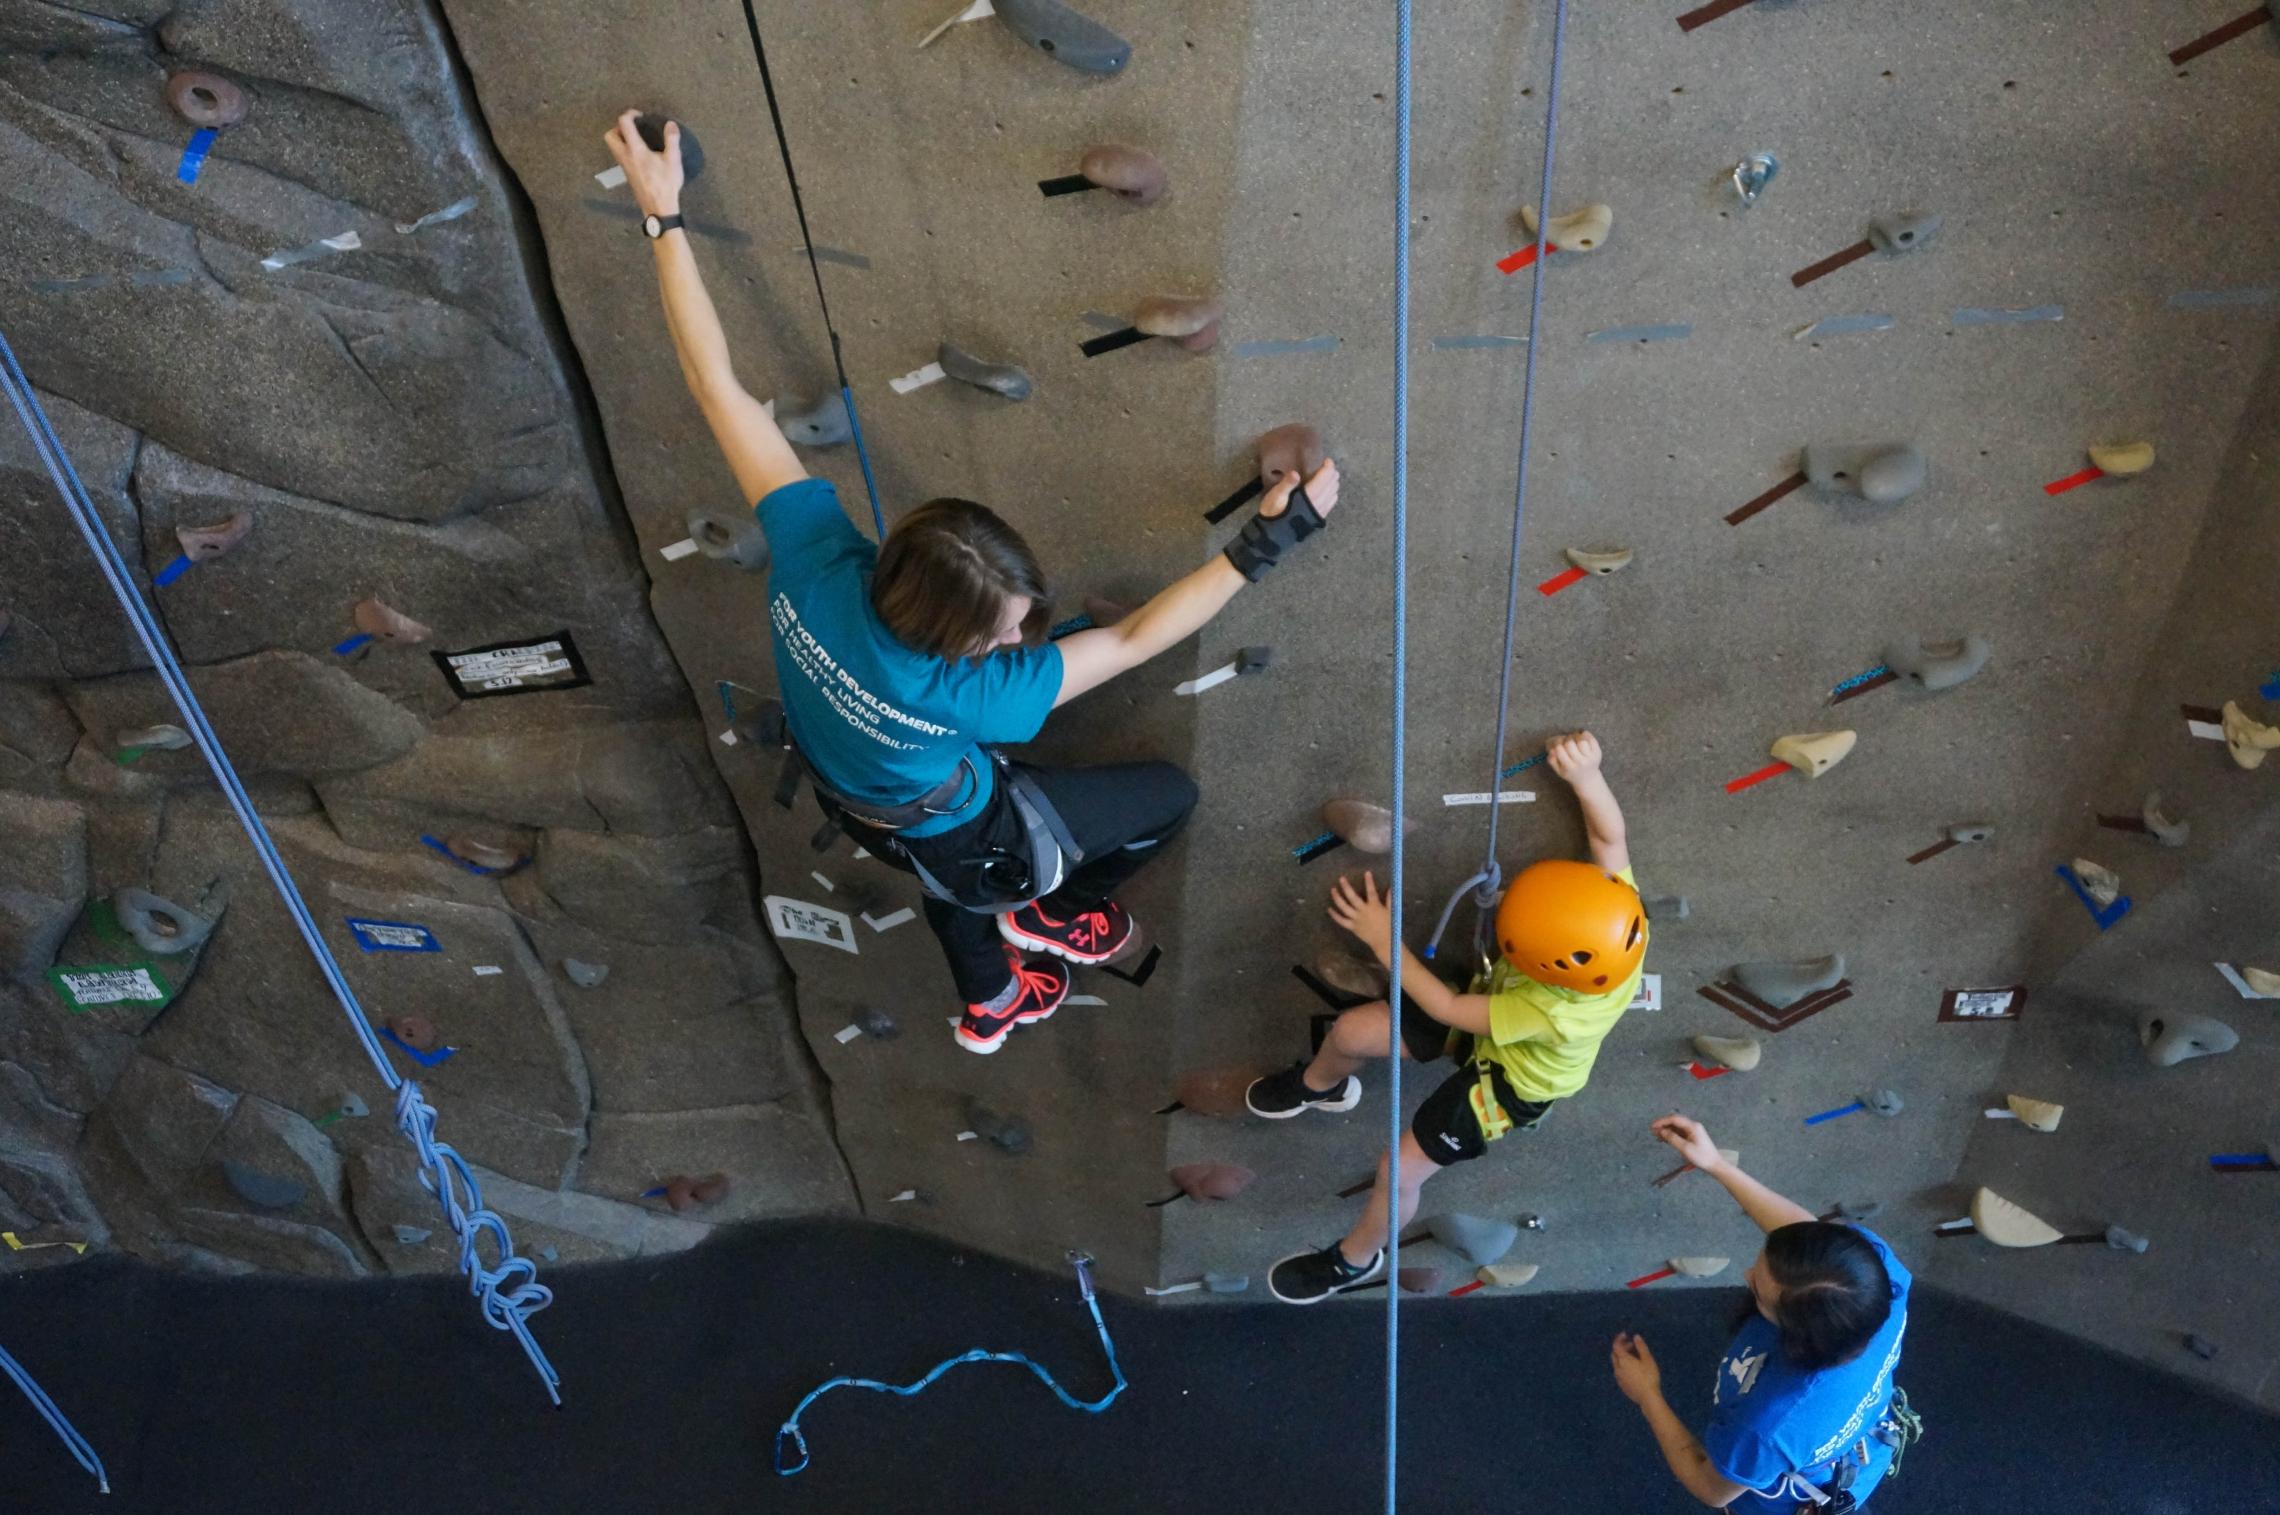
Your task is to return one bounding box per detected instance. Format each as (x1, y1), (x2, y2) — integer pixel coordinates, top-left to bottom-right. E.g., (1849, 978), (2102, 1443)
(1476, 1263), (1539, 1288)
(1770, 730), (1856, 779)
(1563, 546), (1634, 575)
(1691, 1033), (1761, 1072)
(2221, 700), (2280, 770)
(1970, 1188), (2063, 1248)
(1518, 202), (1614, 253)
(1669, 1256), (1729, 1277)
(2070, 858), (2121, 908)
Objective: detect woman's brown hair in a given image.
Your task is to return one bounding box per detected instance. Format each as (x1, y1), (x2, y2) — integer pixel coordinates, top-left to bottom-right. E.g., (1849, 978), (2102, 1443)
(870, 498), (1051, 658)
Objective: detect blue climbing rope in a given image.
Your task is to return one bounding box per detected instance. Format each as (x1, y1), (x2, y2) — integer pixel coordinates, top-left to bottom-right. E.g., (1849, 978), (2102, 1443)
(0, 1338), (107, 1492)
(774, 1251), (1126, 1475)
(0, 328), (561, 1406)
(1427, 0), (1572, 970)
(1387, 1), (1415, 1510)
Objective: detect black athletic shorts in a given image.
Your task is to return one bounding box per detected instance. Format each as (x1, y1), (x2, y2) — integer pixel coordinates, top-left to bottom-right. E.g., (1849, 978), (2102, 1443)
(1394, 993), (1554, 1166)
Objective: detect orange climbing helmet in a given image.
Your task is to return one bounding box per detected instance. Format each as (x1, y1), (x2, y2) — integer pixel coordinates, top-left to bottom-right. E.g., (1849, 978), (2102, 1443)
(1495, 860), (1645, 993)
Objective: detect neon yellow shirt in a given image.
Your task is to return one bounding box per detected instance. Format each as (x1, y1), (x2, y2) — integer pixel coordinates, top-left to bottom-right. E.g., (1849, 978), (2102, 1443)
(1470, 865), (1647, 1102)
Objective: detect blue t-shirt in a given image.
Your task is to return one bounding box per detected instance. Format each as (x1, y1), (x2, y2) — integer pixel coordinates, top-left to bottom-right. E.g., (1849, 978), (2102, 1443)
(758, 479), (1062, 837)
(1704, 1227), (1912, 1513)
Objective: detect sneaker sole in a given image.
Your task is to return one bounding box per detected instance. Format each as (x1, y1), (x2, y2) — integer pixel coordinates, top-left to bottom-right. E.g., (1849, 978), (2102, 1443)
(997, 914), (1132, 966)
(1267, 1250), (1386, 1305)
(1246, 1081), (1363, 1119)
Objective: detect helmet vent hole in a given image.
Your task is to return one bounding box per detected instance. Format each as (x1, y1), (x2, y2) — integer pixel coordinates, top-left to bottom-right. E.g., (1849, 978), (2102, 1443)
(1626, 917), (1642, 949)
(1572, 949), (1593, 965)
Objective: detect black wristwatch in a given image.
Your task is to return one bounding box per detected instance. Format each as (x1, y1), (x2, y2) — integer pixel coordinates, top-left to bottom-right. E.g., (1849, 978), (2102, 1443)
(643, 212), (684, 239)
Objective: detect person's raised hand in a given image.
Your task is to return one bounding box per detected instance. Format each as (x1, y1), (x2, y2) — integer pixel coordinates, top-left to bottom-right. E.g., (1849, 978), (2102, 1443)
(1546, 730), (1603, 784)
(603, 109), (685, 220)
(1262, 458), (1339, 521)
(1651, 1114), (1727, 1175)
(1609, 1333), (1663, 1406)
(1326, 869), (1394, 964)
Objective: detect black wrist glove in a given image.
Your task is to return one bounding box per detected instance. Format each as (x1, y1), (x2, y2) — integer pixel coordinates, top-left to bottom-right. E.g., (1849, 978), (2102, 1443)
(1222, 485), (1328, 582)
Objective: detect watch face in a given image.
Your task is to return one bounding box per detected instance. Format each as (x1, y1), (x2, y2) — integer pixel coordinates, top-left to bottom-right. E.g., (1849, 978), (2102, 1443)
(644, 214), (661, 237)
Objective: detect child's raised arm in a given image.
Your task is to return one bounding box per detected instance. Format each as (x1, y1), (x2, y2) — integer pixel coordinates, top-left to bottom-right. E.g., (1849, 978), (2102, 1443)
(1547, 731), (1629, 875)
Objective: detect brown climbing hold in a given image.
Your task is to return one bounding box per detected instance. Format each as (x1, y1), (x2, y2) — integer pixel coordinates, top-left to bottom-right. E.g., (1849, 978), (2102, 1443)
(1770, 730), (1856, 779)
(1168, 1162), (1255, 1202)
(1322, 799), (1416, 855)
(1171, 1067), (1258, 1118)
(1079, 144), (1168, 206)
(353, 598), (432, 644)
(663, 1172), (732, 1212)
(1258, 424), (1326, 489)
(166, 69), (248, 129)
(1396, 1266), (1446, 1294)
(1518, 202), (1614, 252)
(2087, 441), (2155, 476)
(1133, 295), (1223, 352)
(177, 511), (252, 561)
(2221, 701), (2280, 770)
(1314, 948), (1388, 999)
(385, 1014), (439, 1052)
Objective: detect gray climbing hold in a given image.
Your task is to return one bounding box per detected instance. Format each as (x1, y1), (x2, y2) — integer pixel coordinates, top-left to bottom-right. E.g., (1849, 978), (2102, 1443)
(1133, 295), (1224, 352)
(2104, 1225), (2150, 1253)
(1312, 950), (1387, 999)
(562, 958), (610, 989)
(1803, 443), (1927, 505)
(1728, 954), (1846, 1009)
(2142, 791), (2190, 847)
(966, 1102), (1032, 1154)
(539, 1245), (559, 1263)
(633, 116), (704, 181)
(117, 724), (193, 751)
(222, 1160), (307, 1211)
(2138, 1010), (2238, 1067)
(1078, 144), (1167, 205)
(687, 508), (770, 571)
(1866, 210), (1942, 255)
(392, 1224), (434, 1245)
(1202, 1272), (1250, 1294)
(995, 0), (1132, 73)
(938, 342), (1034, 401)
(1946, 823), (1995, 845)
(1427, 1213), (1518, 1268)
(338, 1094), (369, 1119)
(1258, 423), (1325, 488)
(1518, 1213), (1545, 1230)
(1235, 646), (1273, 676)
(1884, 633), (1992, 693)
(1642, 894), (1690, 920)
(114, 888), (215, 956)
(2183, 1333), (2218, 1360)
(1860, 1089), (1904, 1117)
(777, 393), (853, 448)
(857, 1007), (899, 1040)
(1169, 1162), (1255, 1202)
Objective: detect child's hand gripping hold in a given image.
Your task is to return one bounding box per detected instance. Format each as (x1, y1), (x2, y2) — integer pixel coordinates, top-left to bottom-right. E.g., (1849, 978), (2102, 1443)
(1327, 870), (1395, 966)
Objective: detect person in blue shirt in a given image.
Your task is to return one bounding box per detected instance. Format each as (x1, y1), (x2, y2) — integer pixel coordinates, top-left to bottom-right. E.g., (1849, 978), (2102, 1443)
(609, 112), (1341, 1053)
(1611, 1114), (1916, 1512)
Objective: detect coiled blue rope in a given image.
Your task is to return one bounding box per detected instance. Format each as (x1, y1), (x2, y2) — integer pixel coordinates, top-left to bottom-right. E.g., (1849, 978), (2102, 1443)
(774, 1251), (1125, 1475)
(1387, 2), (1415, 1510)
(0, 327), (560, 1405)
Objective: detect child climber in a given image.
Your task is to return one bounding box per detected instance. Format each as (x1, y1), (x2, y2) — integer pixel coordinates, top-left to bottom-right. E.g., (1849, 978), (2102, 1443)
(1252, 731), (1647, 1303)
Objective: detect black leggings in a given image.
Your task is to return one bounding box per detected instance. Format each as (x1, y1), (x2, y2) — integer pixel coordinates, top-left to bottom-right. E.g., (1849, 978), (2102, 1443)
(833, 759), (1197, 1002)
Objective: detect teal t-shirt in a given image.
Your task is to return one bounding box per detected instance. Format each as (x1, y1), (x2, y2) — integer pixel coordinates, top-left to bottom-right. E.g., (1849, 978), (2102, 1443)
(759, 479), (1062, 837)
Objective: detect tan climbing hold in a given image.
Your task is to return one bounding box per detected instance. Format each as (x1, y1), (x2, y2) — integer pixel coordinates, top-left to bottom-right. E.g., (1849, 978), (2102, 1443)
(1322, 798), (1415, 855)
(1770, 730), (1856, 778)
(1477, 1263), (1539, 1288)
(1564, 546), (1634, 576)
(1691, 1034), (1761, 1072)
(2071, 858), (2121, 908)
(177, 510), (252, 561)
(353, 598), (432, 644)
(2088, 441), (2154, 476)
(1314, 948), (1388, 999)
(2006, 1095), (2064, 1132)
(2241, 966), (2280, 997)
(443, 835), (523, 871)
(2221, 701), (2280, 770)
(1134, 294), (1223, 352)
(1669, 1256), (1729, 1277)
(1970, 1187), (2062, 1248)
(1518, 202), (1614, 253)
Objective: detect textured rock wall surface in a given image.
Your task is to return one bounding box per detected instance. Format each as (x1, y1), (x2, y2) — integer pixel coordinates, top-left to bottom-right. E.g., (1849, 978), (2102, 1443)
(0, 0), (851, 1283)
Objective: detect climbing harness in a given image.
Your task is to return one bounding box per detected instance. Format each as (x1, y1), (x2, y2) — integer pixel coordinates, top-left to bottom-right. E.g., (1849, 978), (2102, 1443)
(1779, 1387), (1924, 1511)
(774, 1250), (1126, 1476)
(735, 0), (887, 540)
(0, 328), (561, 1407)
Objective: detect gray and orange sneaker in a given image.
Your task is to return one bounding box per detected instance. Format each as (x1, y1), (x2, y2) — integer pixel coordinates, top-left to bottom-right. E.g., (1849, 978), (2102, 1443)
(956, 951), (1071, 1055)
(998, 899), (1135, 965)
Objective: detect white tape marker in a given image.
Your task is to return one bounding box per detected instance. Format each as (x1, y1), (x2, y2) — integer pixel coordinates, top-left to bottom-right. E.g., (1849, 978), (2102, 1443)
(1144, 1282), (1203, 1297)
(2215, 962), (2274, 999)
(810, 871), (835, 893)
(1983, 1108), (2019, 1120)
(718, 730), (738, 746)
(659, 537), (700, 561)
(260, 230), (362, 271)
(1935, 1218), (1974, 1233)
(394, 196), (477, 235)
(1065, 994), (1107, 1007)
(864, 907), (916, 933)
(1174, 661), (1241, 697)
(890, 362), (947, 394)
(595, 164), (627, 189)
(955, 1130), (978, 1142)
(918, 0), (994, 47)
(473, 965), (504, 977)
(852, 846), (871, 860)
(1442, 790), (1536, 807)
(889, 1189), (918, 1202)
(834, 1024), (864, 1044)
(2187, 720), (2225, 741)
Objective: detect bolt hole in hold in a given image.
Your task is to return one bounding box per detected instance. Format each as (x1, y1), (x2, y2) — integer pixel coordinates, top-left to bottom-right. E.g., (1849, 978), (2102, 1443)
(165, 69), (247, 128)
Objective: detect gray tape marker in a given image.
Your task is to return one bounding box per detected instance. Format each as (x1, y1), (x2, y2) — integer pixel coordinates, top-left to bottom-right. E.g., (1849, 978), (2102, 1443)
(30, 272), (186, 293)
(395, 195), (478, 234)
(1234, 335), (1340, 358)
(1953, 305), (2063, 326)
(1793, 313), (1894, 340)
(1587, 323), (1693, 344)
(800, 243), (872, 270)
(1080, 309), (1128, 331)
(1431, 334), (1529, 350)
(2167, 287), (2275, 309)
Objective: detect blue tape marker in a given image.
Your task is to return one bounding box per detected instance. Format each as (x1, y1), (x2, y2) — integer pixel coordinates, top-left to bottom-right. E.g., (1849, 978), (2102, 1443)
(1586, 323), (1692, 344)
(2259, 672), (2280, 701)
(1234, 335), (1341, 359)
(1048, 613), (1094, 640)
(346, 917), (442, 953)
(2053, 865), (2130, 931)
(1830, 663), (1891, 698)
(1803, 1101), (1864, 1126)
(1291, 830), (1341, 863)
(378, 1026), (457, 1067)
(1953, 305), (2064, 327)
(176, 128), (216, 185)
(2167, 287), (2275, 309)
(641, 1186), (668, 1199)
(1431, 334), (1529, 350)
(2208, 1154), (2274, 1168)
(333, 632), (374, 656)
(153, 553), (192, 587)
(1501, 751), (1548, 780)
(1796, 313), (1895, 340)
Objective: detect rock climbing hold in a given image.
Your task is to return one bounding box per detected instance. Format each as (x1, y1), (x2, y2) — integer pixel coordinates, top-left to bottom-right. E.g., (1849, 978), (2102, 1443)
(1477, 1263), (1539, 1288)
(2241, 966), (2280, 997)
(1170, 1067), (1256, 1118)
(663, 1172), (732, 1212)
(2087, 440), (2155, 476)
(1075, 144), (1168, 204)
(2071, 858), (2121, 908)
(1731, 152), (1779, 206)
(2138, 1010), (2238, 1068)
(1829, 1201), (1883, 1223)
(166, 70), (248, 129)
(338, 1094), (369, 1119)
(113, 888), (216, 956)
(1235, 646), (1273, 677)
(1563, 546), (1633, 576)
(2220, 700), (2280, 770)
(1946, 823), (1995, 845)
(1802, 443), (1927, 505)
(352, 598), (433, 644)
(1729, 955), (1846, 1009)
(385, 1014), (440, 1052)
(117, 723), (193, 752)
(994, 0), (1132, 73)
(1202, 1272), (1249, 1294)
(442, 836), (526, 873)
(1970, 1188), (2062, 1248)
(1321, 799), (1416, 854)
(221, 1160), (306, 1211)
(391, 1224), (434, 1246)
(1866, 210), (1943, 255)
(1168, 1162), (1255, 1203)
(1395, 1267), (1445, 1295)
(1518, 202), (1615, 253)
(937, 342), (1034, 401)
(1861, 1089), (1904, 1117)
(777, 393), (853, 448)
(687, 508), (770, 570)
(1427, 1213), (1518, 1268)
(2105, 1225), (2151, 1254)
(1257, 423), (1326, 489)
(1670, 1256), (1729, 1277)
(1691, 1034), (1761, 1072)
(176, 511), (253, 561)
(857, 1008), (899, 1040)
(965, 1101), (1032, 1154)
(562, 958), (609, 989)
(2183, 1334), (2219, 1361)
(1314, 949), (1388, 1000)
(633, 115), (705, 181)
(1769, 731), (1856, 779)
(2141, 791), (2190, 847)
(2006, 1095), (2064, 1132)
(1883, 633), (1992, 692)
(1133, 295), (1224, 353)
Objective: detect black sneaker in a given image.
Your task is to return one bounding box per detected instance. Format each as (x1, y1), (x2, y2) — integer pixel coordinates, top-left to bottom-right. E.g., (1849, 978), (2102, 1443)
(998, 899), (1135, 965)
(956, 952), (1070, 1055)
(1245, 1060), (1362, 1119)
(1269, 1244), (1385, 1304)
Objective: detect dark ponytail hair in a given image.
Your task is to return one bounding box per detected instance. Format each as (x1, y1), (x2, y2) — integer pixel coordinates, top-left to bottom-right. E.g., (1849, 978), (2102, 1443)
(871, 498), (1051, 658)
(1761, 1223), (1892, 1369)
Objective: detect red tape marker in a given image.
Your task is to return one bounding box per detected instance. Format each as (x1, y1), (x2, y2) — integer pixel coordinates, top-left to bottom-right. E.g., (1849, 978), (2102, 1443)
(1723, 760), (1791, 795)
(1536, 564), (1589, 597)
(2043, 466), (2104, 496)
(1626, 1266), (1677, 1289)
(1446, 1280), (1487, 1297)
(1496, 241), (1555, 275)
(1686, 1061), (1731, 1081)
